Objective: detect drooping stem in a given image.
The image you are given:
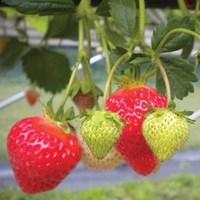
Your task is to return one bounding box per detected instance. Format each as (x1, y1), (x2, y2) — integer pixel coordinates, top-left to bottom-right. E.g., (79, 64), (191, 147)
(195, 0), (200, 13)
(84, 19), (92, 58)
(59, 63), (80, 109)
(78, 19), (85, 59)
(103, 52), (130, 106)
(94, 20), (111, 74)
(138, 0), (145, 42)
(155, 28), (200, 55)
(177, 0), (188, 14)
(155, 58), (171, 103)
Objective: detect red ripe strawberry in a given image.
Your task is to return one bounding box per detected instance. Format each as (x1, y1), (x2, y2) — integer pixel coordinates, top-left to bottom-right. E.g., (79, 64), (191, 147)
(8, 117), (82, 194)
(106, 86), (168, 176)
(25, 88), (40, 106)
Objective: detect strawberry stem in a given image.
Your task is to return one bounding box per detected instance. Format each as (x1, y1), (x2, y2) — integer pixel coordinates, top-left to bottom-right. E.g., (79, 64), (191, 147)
(195, 1), (200, 13)
(94, 20), (111, 75)
(177, 0), (188, 14)
(155, 58), (171, 103)
(103, 52), (131, 106)
(59, 63), (80, 109)
(138, 0), (145, 43)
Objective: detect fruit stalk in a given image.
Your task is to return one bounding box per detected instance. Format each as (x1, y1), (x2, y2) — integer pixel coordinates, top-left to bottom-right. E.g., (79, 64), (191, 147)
(177, 0), (188, 13)
(138, 0), (145, 42)
(103, 52), (130, 105)
(195, 0), (200, 13)
(94, 20), (111, 74)
(60, 63), (79, 109)
(79, 18), (97, 103)
(155, 58), (171, 103)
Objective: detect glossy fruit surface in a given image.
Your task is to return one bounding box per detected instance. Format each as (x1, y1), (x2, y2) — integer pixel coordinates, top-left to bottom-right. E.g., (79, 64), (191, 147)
(106, 86), (168, 175)
(8, 117), (82, 194)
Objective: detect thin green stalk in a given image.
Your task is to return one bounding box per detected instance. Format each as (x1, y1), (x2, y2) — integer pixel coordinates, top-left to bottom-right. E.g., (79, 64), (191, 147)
(155, 58), (171, 103)
(138, 0), (145, 42)
(155, 28), (200, 55)
(78, 19), (85, 58)
(103, 52), (130, 106)
(59, 63), (79, 109)
(94, 20), (111, 74)
(177, 0), (188, 14)
(195, 0), (200, 14)
(84, 19), (92, 58)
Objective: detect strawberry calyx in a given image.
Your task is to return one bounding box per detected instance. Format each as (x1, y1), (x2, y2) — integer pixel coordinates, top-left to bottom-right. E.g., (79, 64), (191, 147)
(81, 110), (124, 130)
(44, 98), (76, 133)
(115, 75), (145, 89)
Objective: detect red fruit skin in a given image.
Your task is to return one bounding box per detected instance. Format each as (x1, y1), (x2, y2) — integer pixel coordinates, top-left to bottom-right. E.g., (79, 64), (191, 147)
(106, 86), (168, 176)
(26, 89), (40, 106)
(8, 117), (82, 194)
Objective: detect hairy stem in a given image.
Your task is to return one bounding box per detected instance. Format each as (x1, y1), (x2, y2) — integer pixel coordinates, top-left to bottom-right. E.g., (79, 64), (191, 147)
(177, 0), (188, 14)
(103, 52), (130, 106)
(138, 0), (145, 42)
(155, 58), (171, 103)
(94, 20), (111, 74)
(60, 63), (79, 109)
(195, 0), (200, 13)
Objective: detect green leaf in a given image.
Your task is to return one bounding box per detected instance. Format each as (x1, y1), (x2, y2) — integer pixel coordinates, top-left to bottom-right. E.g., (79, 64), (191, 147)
(64, 107), (75, 120)
(105, 28), (128, 49)
(96, 0), (110, 16)
(45, 14), (78, 40)
(3, 0), (75, 15)
(26, 15), (48, 33)
(110, 0), (137, 37)
(156, 57), (198, 100)
(0, 38), (30, 69)
(152, 16), (195, 52)
(22, 48), (71, 93)
(181, 37), (194, 59)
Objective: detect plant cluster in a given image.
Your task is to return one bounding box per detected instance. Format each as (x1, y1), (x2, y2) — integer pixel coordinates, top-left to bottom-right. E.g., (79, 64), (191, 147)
(1, 0), (200, 194)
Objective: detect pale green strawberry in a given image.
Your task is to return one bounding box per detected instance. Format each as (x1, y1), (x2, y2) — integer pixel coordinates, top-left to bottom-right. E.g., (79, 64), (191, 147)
(81, 110), (123, 160)
(143, 109), (189, 162)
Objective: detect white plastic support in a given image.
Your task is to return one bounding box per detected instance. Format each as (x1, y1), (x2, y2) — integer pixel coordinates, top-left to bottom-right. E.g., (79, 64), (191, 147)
(0, 91), (26, 110)
(188, 110), (200, 121)
(78, 54), (104, 69)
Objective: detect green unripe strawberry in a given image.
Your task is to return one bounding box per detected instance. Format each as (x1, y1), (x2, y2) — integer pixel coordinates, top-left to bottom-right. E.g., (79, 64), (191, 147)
(81, 110), (123, 160)
(143, 109), (189, 162)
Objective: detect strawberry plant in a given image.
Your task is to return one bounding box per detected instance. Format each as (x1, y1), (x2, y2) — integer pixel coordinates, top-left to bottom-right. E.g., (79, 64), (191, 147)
(1, 0), (200, 194)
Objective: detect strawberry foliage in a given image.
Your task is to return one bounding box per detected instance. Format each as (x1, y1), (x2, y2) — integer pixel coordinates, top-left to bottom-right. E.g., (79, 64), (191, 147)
(1, 0), (200, 194)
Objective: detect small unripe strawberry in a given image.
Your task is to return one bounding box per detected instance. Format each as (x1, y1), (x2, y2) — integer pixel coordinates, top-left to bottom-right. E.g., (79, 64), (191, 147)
(73, 91), (96, 112)
(81, 110), (123, 160)
(25, 88), (40, 106)
(143, 109), (189, 162)
(78, 133), (123, 170)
